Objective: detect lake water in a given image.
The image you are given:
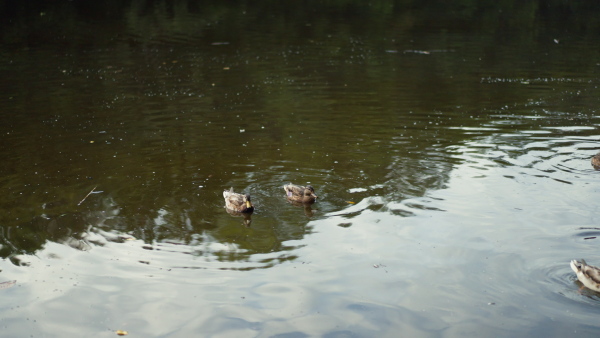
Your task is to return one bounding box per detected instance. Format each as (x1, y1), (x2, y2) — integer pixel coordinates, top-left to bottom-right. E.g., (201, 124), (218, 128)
(2, 1), (600, 337)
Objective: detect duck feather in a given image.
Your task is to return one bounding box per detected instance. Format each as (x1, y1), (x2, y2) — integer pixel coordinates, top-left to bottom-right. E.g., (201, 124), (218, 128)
(570, 259), (600, 292)
(223, 187), (254, 213)
(283, 183), (318, 204)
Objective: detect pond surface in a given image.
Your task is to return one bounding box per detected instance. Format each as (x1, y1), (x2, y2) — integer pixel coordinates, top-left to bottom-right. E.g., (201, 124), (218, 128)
(2, 1), (600, 337)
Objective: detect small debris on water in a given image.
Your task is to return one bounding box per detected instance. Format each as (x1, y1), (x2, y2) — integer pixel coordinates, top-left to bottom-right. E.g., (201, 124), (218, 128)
(373, 264), (388, 273)
(403, 50), (430, 55)
(0, 280), (16, 290)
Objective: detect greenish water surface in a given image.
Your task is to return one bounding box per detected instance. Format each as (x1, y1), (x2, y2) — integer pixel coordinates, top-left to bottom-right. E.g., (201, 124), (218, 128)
(2, 1), (600, 337)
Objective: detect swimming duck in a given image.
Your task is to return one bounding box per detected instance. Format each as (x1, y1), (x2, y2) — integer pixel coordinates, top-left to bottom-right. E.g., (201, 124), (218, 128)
(592, 153), (600, 170)
(570, 259), (600, 292)
(283, 183), (318, 204)
(223, 188), (254, 213)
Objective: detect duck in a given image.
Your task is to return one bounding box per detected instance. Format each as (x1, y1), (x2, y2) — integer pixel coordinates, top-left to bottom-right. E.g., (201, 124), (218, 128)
(223, 188), (254, 213)
(570, 259), (600, 292)
(283, 183), (318, 204)
(592, 153), (600, 170)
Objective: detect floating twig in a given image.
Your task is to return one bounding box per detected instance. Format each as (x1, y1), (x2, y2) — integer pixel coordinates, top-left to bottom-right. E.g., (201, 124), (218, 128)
(0, 280), (16, 290)
(77, 185), (97, 206)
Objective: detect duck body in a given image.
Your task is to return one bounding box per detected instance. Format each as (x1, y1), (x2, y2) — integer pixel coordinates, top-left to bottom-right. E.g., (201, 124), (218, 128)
(283, 183), (317, 204)
(223, 188), (254, 213)
(570, 259), (600, 292)
(592, 153), (600, 170)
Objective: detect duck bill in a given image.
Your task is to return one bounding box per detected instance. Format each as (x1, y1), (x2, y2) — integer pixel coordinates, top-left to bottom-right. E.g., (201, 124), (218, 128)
(246, 201), (252, 208)
(311, 194), (318, 200)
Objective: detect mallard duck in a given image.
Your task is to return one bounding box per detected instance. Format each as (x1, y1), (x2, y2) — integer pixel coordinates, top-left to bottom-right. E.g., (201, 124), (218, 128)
(592, 153), (600, 170)
(223, 188), (254, 213)
(570, 259), (600, 292)
(283, 183), (318, 204)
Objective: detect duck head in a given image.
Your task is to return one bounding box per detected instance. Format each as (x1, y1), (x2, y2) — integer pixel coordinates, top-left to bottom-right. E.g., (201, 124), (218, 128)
(304, 185), (318, 200)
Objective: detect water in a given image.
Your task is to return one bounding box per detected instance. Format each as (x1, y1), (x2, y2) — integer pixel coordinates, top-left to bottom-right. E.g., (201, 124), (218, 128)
(2, 1), (600, 337)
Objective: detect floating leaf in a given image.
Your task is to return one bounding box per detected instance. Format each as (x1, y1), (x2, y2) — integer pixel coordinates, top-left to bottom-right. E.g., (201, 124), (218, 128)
(116, 330), (128, 336)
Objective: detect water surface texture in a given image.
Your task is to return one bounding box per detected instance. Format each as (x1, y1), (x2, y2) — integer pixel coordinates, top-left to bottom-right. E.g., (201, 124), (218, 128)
(2, 1), (600, 337)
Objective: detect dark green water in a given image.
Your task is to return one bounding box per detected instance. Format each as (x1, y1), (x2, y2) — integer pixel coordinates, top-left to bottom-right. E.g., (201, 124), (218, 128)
(2, 1), (600, 336)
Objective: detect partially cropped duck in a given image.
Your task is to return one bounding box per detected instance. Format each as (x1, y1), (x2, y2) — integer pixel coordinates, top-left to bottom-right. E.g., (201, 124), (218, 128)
(570, 259), (600, 292)
(283, 183), (318, 204)
(592, 153), (600, 170)
(223, 188), (254, 213)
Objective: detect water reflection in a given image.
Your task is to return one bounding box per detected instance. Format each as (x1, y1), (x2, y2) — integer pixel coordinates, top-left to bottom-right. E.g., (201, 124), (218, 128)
(224, 208), (253, 227)
(3, 0), (600, 337)
(0, 195), (119, 261)
(285, 200), (318, 218)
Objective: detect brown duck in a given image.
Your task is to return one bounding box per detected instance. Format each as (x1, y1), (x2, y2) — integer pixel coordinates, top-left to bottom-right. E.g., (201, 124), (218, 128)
(283, 183), (318, 204)
(592, 153), (600, 170)
(571, 259), (600, 292)
(223, 188), (254, 213)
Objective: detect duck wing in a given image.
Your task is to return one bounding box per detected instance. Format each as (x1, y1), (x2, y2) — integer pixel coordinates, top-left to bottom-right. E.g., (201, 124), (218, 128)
(581, 262), (600, 284)
(284, 183), (304, 197)
(227, 193), (245, 205)
(223, 188), (244, 207)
